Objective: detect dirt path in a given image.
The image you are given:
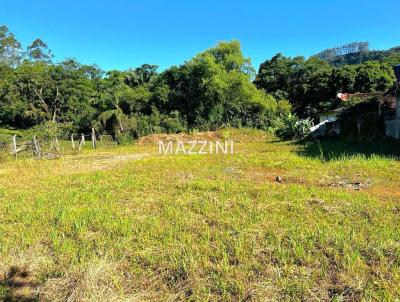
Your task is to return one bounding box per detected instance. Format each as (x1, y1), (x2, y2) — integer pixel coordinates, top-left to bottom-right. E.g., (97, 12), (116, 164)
(61, 152), (151, 175)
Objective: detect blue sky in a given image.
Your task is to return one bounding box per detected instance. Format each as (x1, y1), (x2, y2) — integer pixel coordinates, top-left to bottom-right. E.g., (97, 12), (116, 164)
(1, 0), (399, 71)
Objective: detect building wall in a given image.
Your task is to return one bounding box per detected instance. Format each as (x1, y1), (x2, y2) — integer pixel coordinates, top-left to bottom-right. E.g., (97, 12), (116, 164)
(319, 113), (337, 123)
(385, 94), (400, 139)
(397, 94), (400, 119)
(384, 119), (399, 139)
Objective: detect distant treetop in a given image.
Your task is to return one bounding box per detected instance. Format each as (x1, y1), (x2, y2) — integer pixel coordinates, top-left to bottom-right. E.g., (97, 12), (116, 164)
(313, 42), (400, 67)
(314, 42), (370, 62)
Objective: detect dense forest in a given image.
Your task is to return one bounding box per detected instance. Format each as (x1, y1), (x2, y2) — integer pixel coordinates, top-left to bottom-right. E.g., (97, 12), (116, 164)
(0, 26), (399, 140)
(255, 42), (399, 118)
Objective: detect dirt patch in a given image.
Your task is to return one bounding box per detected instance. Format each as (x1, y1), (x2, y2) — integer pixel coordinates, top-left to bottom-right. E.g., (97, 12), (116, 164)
(329, 178), (372, 190)
(138, 131), (223, 146)
(369, 186), (400, 199)
(242, 167), (288, 184)
(0, 266), (39, 302)
(88, 153), (149, 170)
(62, 153), (149, 175)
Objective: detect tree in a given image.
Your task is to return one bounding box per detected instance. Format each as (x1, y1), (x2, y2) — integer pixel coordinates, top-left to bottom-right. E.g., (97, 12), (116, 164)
(0, 63), (27, 126)
(206, 40), (254, 75)
(354, 61), (395, 92)
(296, 57), (332, 117)
(124, 64), (158, 87)
(255, 54), (332, 118)
(27, 38), (53, 62)
(0, 25), (22, 66)
(312, 42), (400, 67)
(158, 41), (282, 129)
(314, 42), (369, 63)
(255, 51), (397, 119)
(383, 53), (400, 67)
(0, 59), (98, 131)
(330, 65), (356, 93)
(254, 53), (300, 100)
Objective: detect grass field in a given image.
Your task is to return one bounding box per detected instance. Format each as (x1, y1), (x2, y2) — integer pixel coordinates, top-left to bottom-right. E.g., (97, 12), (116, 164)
(0, 129), (399, 301)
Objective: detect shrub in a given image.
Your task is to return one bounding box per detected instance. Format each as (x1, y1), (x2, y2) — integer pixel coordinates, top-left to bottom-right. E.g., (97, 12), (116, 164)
(275, 114), (312, 140)
(160, 111), (187, 133)
(28, 121), (74, 140)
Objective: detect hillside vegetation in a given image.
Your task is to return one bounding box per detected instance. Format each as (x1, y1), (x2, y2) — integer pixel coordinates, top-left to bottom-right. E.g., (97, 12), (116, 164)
(314, 42), (400, 67)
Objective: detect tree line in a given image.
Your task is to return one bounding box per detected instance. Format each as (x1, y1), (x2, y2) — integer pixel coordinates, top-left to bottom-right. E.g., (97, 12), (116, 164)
(313, 42), (400, 67)
(0, 25), (291, 140)
(255, 50), (398, 118)
(0, 25), (398, 140)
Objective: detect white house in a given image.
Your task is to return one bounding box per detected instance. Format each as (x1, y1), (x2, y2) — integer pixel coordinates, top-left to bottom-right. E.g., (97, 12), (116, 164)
(310, 110), (341, 137)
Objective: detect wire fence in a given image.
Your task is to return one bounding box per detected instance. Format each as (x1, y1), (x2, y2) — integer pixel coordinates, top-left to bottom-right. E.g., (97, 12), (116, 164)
(0, 129), (117, 159)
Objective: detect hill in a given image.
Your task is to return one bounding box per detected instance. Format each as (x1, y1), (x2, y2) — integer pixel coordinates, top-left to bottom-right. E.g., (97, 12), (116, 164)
(314, 42), (400, 66)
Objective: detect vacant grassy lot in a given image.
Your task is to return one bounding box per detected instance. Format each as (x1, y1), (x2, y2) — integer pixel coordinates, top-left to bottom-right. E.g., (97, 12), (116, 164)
(0, 129), (399, 301)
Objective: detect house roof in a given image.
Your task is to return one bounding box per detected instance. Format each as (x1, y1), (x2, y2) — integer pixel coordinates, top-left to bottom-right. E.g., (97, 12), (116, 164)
(337, 92), (386, 101)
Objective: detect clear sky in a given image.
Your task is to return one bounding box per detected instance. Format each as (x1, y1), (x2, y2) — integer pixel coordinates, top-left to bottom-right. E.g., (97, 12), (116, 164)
(1, 0), (399, 71)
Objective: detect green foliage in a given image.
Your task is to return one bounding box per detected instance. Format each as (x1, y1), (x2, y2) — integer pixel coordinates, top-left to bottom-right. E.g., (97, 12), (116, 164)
(124, 64), (158, 87)
(314, 41), (369, 63)
(1, 24), (398, 139)
(0, 25), (22, 66)
(354, 61), (395, 92)
(129, 108), (186, 138)
(275, 114), (312, 140)
(158, 40), (281, 130)
(314, 41), (400, 66)
(0, 128), (29, 144)
(28, 121), (74, 140)
(255, 54), (334, 118)
(256, 53), (397, 118)
(160, 110), (187, 133)
(27, 38), (53, 62)
(0, 27), (286, 138)
(330, 65), (357, 93)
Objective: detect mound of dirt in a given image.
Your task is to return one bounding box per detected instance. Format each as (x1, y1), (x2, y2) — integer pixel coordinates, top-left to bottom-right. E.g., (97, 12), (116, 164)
(138, 131), (223, 145)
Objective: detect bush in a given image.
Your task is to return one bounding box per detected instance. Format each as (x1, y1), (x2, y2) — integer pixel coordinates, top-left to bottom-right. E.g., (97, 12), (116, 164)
(115, 117), (138, 144)
(275, 114), (312, 140)
(160, 111), (187, 133)
(28, 121), (74, 140)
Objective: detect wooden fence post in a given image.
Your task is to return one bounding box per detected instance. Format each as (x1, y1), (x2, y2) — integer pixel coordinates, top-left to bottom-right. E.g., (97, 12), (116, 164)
(54, 138), (60, 152)
(32, 135), (41, 157)
(91, 128), (96, 149)
(11, 135), (17, 157)
(32, 135), (36, 156)
(71, 134), (75, 150)
(78, 134), (84, 150)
